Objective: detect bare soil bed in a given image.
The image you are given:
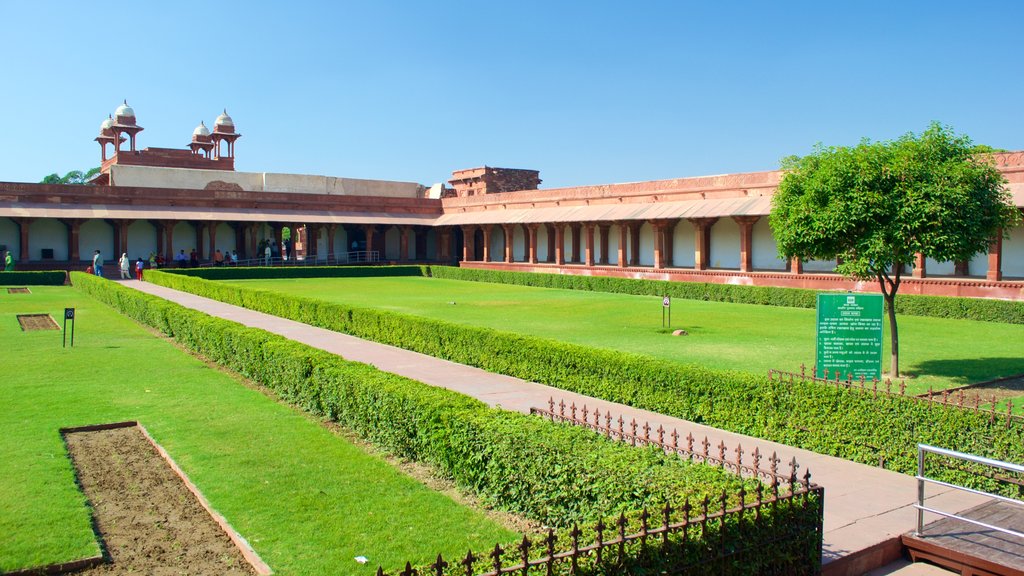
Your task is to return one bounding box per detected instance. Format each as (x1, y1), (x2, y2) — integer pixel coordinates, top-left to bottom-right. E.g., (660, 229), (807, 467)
(64, 426), (257, 575)
(16, 314), (58, 331)
(7, 287), (30, 294)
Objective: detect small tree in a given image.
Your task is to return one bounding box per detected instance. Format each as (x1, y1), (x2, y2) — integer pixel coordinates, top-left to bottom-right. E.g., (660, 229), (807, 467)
(770, 123), (1020, 377)
(40, 167), (100, 185)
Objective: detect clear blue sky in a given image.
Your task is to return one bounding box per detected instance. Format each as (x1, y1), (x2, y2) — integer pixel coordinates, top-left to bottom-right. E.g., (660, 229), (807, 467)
(2, 1), (1021, 189)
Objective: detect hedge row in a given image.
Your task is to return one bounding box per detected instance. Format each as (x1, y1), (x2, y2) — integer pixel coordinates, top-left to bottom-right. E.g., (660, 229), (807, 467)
(74, 271), (754, 525)
(0, 271), (66, 285)
(165, 264), (424, 281)
(428, 266), (1024, 324)
(145, 269), (1024, 496)
(76, 271), (821, 573)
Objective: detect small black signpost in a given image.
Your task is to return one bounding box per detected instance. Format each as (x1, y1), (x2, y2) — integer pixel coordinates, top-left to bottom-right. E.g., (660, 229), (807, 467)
(63, 307), (75, 348)
(662, 295), (671, 329)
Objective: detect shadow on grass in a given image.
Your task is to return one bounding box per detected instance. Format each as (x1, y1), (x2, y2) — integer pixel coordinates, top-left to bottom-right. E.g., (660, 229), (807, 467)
(912, 358), (1024, 385)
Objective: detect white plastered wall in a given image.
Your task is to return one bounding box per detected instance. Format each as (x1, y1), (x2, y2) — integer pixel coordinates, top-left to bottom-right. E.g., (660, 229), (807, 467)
(538, 226), (551, 262)
(171, 222), (197, 257)
(80, 220), (114, 262)
(638, 222), (655, 266)
(672, 220), (696, 268)
(709, 219), (740, 269)
(513, 226), (526, 261)
(332, 227), (349, 261)
(607, 224), (621, 265)
(490, 226), (505, 262)
(752, 218), (787, 271)
(968, 251), (989, 277)
(1004, 225), (1024, 278)
(924, 258), (956, 276)
(425, 229), (438, 261)
(384, 226), (401, 260)
(0, 218), (20, 258)
(803, 258), (837, 273)
(126, 221), (157, 260)
(31, 219), (68, 261)
(213, 223), (236, 255)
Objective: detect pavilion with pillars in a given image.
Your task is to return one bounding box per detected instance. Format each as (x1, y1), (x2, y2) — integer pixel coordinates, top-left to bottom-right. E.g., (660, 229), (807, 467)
(1, 102), (1022, 300)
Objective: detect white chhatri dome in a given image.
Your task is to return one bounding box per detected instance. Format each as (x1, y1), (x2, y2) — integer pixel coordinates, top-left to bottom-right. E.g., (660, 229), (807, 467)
(99, 115), (114, 133)
(114, 100), (135, 119)
(193, 121), (210, 137)
(214, 109), (234, 128)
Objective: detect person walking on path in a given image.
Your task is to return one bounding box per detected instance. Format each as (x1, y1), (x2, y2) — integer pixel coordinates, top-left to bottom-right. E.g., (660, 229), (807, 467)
(119, 253), (131, 279)
(264, 243), (272, 266)
(3, 250), (13, 271)
(135, 257), (144, 281)
(92, 250), (104, 277)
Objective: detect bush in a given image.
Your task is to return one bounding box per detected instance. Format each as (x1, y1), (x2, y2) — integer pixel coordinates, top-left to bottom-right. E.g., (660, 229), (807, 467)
(143, 269), (1024, 497)
(0, 271), (66, 285)
(429, 266), (1024, 324)
(80, 272), (822, 573)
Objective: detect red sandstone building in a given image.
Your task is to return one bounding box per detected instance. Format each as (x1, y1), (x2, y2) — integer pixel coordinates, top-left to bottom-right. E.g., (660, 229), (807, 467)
(1, 103), (1022, 300)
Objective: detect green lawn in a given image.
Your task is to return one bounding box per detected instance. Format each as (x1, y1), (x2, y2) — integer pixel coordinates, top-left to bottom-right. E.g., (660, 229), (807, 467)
(225, 276), (1024, 395)
(0, 287), (516, 575)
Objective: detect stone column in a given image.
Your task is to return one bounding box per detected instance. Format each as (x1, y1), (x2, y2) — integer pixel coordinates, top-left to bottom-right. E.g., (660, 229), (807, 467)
(364, 225), (376, 260)
(164, 221), (176, 264)
(502, 224), (515, 263)
(327, 225), (337, 262)
(415, 228), (428, 260)
(437, 228), (450, 261)
(790, 257), (804, 275)
(527, 224), (539, 264)
(662, 219), (677, 267)
(207, 221), (219, 261)
(460, 226), (475, 262)
(249, 224), (259, 261)
(629, 223), (641, 266)
(17, 218), (32, 263)
(399, 226), (410, 261)
(570, 223), (581, 263)
(987, 232), (1002, 281)
(598, 224), (611, 265)
(554, 224), (565, 265)
(234, 224), (245, 259)
(912, 252), (926, 279)
(65, 219), (81, 262)
(617, 223), (628, 268)
(733, 216), (760, 273)
(689, 217), (717, 270)
(481, 225), (492, 262)
(652, 222), (665, 269)
(954, 260), (969, 277)
(155, 222), (164, 261)
(583, 223), (595, 267)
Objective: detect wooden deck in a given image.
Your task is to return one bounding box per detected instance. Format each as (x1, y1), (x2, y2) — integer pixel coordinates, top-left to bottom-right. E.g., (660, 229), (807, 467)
(902, 499), (1024, 576)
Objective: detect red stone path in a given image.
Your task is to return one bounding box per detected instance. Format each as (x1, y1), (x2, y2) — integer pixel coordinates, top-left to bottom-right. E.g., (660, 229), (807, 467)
(119, 279), (985, 574)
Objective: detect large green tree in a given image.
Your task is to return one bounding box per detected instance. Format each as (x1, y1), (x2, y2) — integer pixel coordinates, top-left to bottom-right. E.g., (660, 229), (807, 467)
(770, 123), (1020, 377)
(41, 167), (100, 185)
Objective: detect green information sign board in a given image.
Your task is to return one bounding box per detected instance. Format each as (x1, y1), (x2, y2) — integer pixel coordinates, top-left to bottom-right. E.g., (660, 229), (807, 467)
(816, 293), (883, 380)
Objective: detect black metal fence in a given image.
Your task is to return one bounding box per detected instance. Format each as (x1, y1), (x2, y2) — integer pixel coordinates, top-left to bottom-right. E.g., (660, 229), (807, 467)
(376, 400), (824, 576)
(769, 364), (1021, 427)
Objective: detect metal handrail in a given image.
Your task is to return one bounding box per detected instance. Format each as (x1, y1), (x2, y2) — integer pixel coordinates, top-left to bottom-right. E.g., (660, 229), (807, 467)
(915, 443), (1024, 538)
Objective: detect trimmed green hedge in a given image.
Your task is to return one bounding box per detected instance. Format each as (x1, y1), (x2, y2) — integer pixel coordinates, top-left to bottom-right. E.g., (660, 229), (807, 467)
(0, 271), (66, 285)
(145, 269), (1024, 497)
(429, 266), (1024, 324)
(74, 271), (821, 574)
(74, 272), (750, 525)
(164, 265), (425, 281)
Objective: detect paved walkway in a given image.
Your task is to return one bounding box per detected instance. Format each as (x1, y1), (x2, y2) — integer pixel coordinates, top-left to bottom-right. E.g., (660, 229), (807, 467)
(120, 280), (988, 572)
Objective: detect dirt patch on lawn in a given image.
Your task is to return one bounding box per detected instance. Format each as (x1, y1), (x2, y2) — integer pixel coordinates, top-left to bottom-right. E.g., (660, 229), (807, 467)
(64, 425), (258, 575)
(17, 314), (58, 331)
(965, 375), (1024, 406)
(7, 287), (30, 294)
